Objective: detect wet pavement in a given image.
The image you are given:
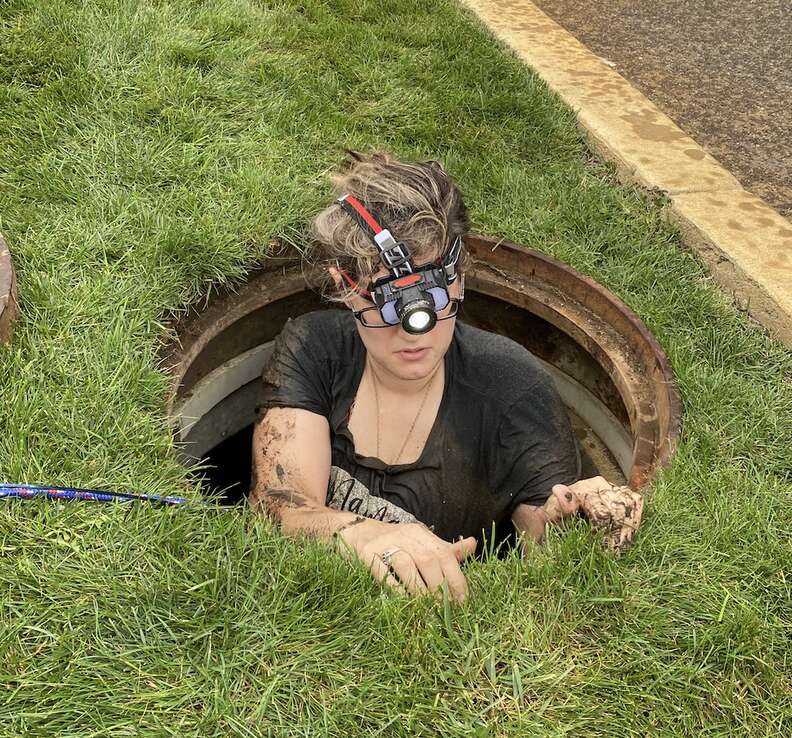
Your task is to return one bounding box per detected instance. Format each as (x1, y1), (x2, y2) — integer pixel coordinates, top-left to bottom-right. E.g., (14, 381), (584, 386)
(532, 0), (792, 218)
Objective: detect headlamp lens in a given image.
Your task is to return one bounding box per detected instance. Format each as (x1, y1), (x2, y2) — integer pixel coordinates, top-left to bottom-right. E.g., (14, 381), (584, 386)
(401, 300), (436, 334)
(406, 310), (432, 332)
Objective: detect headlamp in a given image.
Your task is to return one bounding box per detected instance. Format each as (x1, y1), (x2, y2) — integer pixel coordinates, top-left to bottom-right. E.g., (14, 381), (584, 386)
(336, 194), (463, 335)
(403, 303), (435, 334)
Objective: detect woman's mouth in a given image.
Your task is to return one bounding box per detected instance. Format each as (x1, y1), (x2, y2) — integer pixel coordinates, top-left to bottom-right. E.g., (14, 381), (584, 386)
(397, 347), (429, 361)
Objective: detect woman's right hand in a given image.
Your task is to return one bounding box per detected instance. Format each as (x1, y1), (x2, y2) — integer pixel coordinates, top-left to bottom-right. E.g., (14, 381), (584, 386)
(336, 519), (477, 603)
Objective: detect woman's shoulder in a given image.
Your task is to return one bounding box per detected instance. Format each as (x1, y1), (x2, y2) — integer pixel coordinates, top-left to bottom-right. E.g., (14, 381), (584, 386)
(285, 307), (352, 331)
(279, 309), (357, 350)
(451, 322), (555, 403)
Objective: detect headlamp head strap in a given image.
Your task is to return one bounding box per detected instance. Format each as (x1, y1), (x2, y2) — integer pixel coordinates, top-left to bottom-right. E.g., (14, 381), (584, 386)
(336, 194), (414, 277)
(443, 234), (463, 284)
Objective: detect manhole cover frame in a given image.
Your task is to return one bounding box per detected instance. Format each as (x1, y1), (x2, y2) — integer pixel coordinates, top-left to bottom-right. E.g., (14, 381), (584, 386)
(162, 234), (682, 491)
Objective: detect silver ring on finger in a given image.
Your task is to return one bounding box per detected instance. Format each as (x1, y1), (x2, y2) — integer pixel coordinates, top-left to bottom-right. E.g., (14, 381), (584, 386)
(379, 546), (402, 568)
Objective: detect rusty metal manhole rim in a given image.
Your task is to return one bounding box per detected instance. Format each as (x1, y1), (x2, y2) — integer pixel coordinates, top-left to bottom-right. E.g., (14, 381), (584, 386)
(161, 234), (682, 491)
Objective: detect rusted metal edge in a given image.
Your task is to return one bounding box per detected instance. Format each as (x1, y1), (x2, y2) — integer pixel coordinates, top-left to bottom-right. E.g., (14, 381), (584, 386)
(466, 234), (681, 489)
(160, 264), (307, 415)
(0, 233), (18, 346)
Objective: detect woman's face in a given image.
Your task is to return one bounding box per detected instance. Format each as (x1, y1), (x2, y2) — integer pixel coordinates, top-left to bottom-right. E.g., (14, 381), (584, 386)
(331, 261), (463, 383)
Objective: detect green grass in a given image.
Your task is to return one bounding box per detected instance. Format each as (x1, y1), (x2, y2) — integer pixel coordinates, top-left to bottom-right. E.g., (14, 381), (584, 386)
(0, 1), (790, 735)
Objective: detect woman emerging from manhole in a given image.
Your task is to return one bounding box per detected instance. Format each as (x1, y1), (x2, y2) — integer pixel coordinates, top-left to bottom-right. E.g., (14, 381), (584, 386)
(251, 151), (642, 602)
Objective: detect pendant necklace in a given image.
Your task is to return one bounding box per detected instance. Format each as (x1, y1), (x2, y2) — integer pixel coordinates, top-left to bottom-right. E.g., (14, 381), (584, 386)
(369, 358), (441, 465)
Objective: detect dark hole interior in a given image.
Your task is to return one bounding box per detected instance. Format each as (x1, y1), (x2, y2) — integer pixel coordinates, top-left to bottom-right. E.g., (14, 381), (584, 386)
(198, 425), (254, 505)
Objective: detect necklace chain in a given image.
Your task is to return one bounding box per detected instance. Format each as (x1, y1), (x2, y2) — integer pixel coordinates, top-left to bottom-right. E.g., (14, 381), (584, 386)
(370, 359), (440, 465)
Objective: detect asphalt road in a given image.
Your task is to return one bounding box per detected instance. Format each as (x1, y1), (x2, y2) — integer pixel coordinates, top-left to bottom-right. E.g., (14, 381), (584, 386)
(532, 0), (792, 217)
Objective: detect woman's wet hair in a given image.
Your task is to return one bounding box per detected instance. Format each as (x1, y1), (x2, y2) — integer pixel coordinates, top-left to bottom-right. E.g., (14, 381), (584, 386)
(305, 150), (470, 302)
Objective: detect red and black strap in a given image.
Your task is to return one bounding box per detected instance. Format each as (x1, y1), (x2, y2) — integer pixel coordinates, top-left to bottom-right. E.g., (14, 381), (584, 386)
(336, 194), (385, 238)
(336, 194), (414, 276)
(336, 193), (463, 283)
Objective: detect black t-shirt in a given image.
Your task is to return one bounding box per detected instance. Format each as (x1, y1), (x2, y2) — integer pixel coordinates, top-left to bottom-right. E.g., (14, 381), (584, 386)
(257, 309), (580, 543)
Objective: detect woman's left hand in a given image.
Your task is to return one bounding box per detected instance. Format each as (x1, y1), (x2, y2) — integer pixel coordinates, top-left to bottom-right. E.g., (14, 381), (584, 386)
(513, 476), (644, 553)
(545, 476), (644, 551)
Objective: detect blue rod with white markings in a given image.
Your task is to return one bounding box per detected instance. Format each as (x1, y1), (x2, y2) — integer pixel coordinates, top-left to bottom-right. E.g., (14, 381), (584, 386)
(0, 482), (210, 507)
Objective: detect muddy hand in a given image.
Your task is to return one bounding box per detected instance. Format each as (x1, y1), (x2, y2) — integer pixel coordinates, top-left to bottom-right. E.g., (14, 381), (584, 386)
(579, 484), (643, 551)
(547, 477), (644, 552)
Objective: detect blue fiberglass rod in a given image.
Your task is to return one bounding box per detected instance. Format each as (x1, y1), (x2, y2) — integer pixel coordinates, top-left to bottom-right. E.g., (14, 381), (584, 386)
(0, 482), (212, 507)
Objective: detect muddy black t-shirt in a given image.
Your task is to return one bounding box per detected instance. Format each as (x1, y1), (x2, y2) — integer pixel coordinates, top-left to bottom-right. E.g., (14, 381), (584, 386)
(257, 309), (580, 543)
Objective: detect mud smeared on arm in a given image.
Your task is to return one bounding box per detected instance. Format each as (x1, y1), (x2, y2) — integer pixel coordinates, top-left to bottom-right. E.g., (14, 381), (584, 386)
(250, 411), (302, 522)
(252, 487), (309, 521)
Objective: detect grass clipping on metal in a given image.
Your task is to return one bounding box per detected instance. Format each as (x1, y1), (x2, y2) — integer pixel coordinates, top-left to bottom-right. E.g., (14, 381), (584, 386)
(0, 1), (790, 736)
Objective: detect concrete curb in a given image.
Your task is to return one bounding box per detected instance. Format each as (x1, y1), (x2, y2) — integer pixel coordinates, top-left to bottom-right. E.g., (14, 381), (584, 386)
(463, 0), (792, 348)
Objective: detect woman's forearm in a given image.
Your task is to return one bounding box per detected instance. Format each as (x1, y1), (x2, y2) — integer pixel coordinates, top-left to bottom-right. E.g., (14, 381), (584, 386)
(250, 485), (365, 539)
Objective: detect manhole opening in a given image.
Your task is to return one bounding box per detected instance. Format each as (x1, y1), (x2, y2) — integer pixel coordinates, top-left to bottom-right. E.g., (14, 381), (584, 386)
(163, 236), (681, 507)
